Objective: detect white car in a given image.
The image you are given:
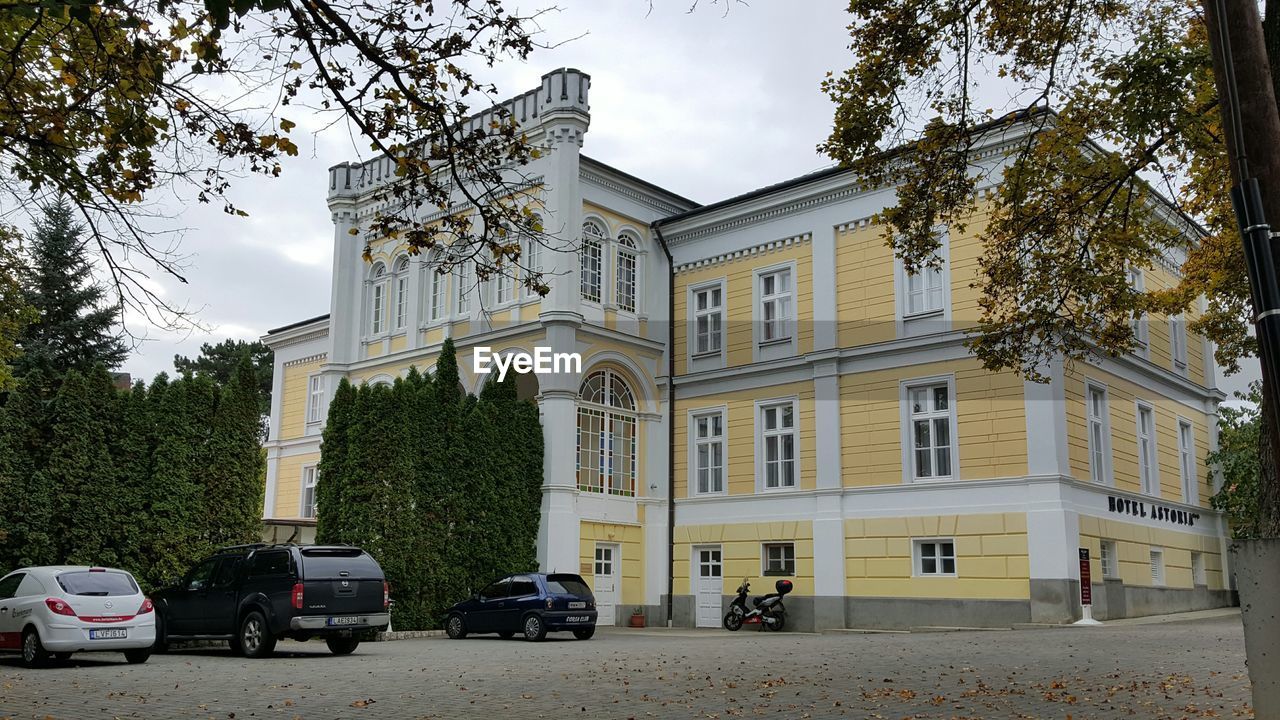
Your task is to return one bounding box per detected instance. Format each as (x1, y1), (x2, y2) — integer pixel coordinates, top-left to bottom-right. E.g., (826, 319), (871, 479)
(0, 566), (156, 667)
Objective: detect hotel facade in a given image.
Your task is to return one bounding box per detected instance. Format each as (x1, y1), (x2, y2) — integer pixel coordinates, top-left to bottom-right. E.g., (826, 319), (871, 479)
(261, 69), (1234, 630)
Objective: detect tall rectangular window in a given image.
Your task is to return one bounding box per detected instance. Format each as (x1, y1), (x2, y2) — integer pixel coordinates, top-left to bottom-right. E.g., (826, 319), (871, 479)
(1137, 403), (1158, 495)
(1178, 420), (1196, 504)
(370, 282), (386, 335)
(759, 269), (792, 343)
(1129, 268), (1148, 352)
(616, 249), (637, 312)
(905, 261), (945, 316)
(301, 466), (317, 519)
(1149, 548), (1165, 585)
(1191, 551), (1206, 586)
(759, 401), (796, 490)
(456, 262), (472, 315)
(1087, 384), (1110, 484)
(693, 285), (723, 356)
(394, 274), (409, 330)
(495, 272), (513, 305)
(524, 239), (542, 298)
(908, 383), (953, 480)
(581, 238), (602, 302)
(430, 269), (447, 321)
(1100, 540), (1118, 579)
(693, 411), (725, 495)
(306, 375), (325, 424)
(762, 543), (795, 576)
(1171, 315), (1187, 371)
(915, 539), (957, 576)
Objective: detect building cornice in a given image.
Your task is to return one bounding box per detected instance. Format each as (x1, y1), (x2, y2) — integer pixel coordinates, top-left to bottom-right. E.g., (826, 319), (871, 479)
(580, 164), (692, 217)
(674, 232), (812, 274)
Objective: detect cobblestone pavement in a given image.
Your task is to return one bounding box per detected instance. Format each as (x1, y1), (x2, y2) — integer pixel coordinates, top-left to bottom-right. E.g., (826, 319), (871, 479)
(0, 614), (1254, 719)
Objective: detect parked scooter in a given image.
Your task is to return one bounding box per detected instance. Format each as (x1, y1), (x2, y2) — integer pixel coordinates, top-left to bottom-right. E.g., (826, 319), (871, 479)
(723, 578), (792, 631)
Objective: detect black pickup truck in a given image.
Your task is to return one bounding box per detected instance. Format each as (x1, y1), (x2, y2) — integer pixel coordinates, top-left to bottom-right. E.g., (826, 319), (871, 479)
(151, 544), (390, 658)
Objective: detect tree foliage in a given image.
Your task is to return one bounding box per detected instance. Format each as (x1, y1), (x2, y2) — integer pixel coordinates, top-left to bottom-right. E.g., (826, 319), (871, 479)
(174, 338), (274, 416)
(0, 0), (561, 329)
(316, 339), (544, 630)
(14, 200), (127, 383)
(0, 225), (34, 391)
(1211, 384), (1265, 537)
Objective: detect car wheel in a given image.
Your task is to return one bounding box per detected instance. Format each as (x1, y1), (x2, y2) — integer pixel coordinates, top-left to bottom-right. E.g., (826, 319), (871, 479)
(153, 612), (169, 654)
(445, 614), (467, 640)
(573, 627), (595, 640)
(239, 610), (276, 659)
(498, 631), (514, 640)
(20, 628), (49, 669)
(326, 637), (360, 655)
(522, 614), (546, 642)
(124, 648), (152, 664)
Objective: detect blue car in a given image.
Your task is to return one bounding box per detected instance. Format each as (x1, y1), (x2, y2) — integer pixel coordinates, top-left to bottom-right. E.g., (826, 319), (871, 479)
(444, 573), (597, 642)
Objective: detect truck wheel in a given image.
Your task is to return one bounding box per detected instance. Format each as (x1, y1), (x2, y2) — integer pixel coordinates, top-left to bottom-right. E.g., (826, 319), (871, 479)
(153, 612), (169, 654)
(239, 610), (276, 659)
(20, 628), (49, 668)
(522, 614), (546, 642)
(326, 637), (360, 655)
(124, 648), (152, 664)
(445, 613), (467, 639)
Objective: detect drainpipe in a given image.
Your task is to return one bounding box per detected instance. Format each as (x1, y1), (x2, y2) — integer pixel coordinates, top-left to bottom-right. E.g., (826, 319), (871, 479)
(652, 221), (676, 628)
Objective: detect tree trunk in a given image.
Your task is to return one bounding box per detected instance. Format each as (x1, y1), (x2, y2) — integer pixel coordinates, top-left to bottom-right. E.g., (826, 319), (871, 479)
(1203, 0), (1280, 538)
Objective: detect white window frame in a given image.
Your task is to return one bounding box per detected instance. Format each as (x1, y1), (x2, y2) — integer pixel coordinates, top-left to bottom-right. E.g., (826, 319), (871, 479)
(894, 227), (952, 336)
(757, 266), (794, 346)
(494, 270), (514, 306)
(368, 263), (388, 336)
(1129, 268), (1149, 357)
(900, 375), (960, 484)
(688, 407), (727, 497)
(300, 465), (318, 519)
(1170, 314), (1188, 373)
(1085, 381), (1112, 485)
(1100, 539), (1118, 579)
(1178, 418), (1197, 505)
(580, 219), (605, 303)
(1191, 551), (1206, 586)
(1136, 401), (1159, 496)
(305, 374), (325, 425)
(1149, 547), (1165, 586)
(523, 215), (544, 300)
(913, 538), (958, 577)
(455, 260), (472, 315)
(761, 542), (795, 577)
(616, 232), (639, 313)
(755, 397), (799, 492)
(392, 257), (410, 332)
(428, 266), (448, 323)
(688, 279), (725, 362)
(696, 546), (723, 579)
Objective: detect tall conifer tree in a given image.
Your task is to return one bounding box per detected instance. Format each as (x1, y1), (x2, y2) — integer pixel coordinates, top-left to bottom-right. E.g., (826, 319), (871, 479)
(205, 356), (266, 547)
(46, 369), (118, 565)
(316, 378), (355, 544)
(0, 372), (54, 570)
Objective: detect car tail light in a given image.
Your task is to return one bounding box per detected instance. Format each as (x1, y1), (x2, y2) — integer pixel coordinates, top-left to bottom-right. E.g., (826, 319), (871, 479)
(137, 598), (154, 614)
(291, 582), (304, 610)
(89, 567), (105, 572)
(45, 598), (77, 616)
(382, 581), (390, 609)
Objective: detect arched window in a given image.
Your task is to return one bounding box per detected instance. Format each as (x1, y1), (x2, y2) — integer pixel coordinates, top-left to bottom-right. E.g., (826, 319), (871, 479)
(616, 232), (638, 312)
(392, 256), (410, 331)
(577, 369), (637, 496)
(368, 262), (387, 335)
(580, 219), (605, 303)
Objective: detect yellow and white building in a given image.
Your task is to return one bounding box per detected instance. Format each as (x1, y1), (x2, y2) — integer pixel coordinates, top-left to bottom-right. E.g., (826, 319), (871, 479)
(262, 70), (1233, 630)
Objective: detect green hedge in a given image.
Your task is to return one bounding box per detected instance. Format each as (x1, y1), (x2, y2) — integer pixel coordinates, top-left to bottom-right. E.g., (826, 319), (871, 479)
(316, 339), (544, 630)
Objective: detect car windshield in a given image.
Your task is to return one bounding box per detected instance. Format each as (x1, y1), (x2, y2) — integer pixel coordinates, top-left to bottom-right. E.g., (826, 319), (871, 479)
(300, 548), (382, 579)
(545, 574), (592, 597)
(56, 571), (138, 596)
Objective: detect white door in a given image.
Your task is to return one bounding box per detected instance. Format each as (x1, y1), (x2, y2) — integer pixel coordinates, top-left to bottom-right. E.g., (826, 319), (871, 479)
(694, 546), (723, 628)
(593, 544), (620, 626)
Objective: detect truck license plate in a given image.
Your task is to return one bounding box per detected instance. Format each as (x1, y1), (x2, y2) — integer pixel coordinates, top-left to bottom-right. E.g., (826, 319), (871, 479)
(90, 628), (127, 639)
(328, 616), (359, 626)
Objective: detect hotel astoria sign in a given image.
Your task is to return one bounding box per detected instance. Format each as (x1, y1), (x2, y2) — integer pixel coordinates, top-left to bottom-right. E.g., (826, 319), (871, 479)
(1107, 495), (1201, 527)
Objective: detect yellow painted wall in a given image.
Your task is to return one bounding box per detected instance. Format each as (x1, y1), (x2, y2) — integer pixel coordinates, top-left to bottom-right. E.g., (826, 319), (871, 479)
(1140, 265), (1207, 387)
(845, 513), (1029, 599)
(672, 521), (813, 596)
(579, 521), (645, 606)
(1079, 516), (1223, 590)
(672, 241), (814, 375)
(272, 452), (320, 519)
(838, 359), (1027, 486)
(673, 380), (817, 497)
(279, 357), (325, 441)
(1064, 366), (1214, 505)
(833, 223), (896, 348)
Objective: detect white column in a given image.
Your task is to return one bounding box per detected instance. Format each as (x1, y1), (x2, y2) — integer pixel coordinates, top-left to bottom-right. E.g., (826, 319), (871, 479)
(811, 357), (846, 628)
(1023, 357), (1071, 477)
(535, 319), (582, 573)
(812, 225), (838, 351)
(1026, 480), (1081, 623)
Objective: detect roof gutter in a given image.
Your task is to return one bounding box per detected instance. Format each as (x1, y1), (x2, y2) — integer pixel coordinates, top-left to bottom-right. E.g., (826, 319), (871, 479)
(651, 220), (676, 628)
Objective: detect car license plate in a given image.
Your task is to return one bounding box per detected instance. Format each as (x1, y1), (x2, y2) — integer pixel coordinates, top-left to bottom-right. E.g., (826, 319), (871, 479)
(568, 601), (586, 609)
(565, 616), (587, 623)
(90, 628), (127, 639)
(327, 616), (359, 626)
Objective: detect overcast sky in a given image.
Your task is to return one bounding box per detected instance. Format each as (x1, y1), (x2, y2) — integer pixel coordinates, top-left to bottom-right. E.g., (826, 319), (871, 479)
(117, 0), (1260, 401)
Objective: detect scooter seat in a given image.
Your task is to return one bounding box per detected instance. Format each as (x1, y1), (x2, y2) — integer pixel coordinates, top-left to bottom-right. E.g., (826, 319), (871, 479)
(751, 592), (778, 607)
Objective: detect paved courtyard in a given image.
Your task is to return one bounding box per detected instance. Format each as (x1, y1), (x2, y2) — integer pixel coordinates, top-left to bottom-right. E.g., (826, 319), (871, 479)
(0, 613), (1254, 719)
